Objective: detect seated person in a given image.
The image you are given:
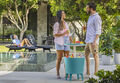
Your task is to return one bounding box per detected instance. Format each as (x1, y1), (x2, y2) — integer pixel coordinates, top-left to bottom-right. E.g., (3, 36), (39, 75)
(12, 35), (32, 47)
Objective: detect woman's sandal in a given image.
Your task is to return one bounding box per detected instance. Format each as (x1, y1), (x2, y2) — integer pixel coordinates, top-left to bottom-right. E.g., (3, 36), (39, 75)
(57, 75), (61, 79)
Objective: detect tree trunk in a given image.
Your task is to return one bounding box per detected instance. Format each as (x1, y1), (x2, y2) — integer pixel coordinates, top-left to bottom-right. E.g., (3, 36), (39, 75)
(20, 30), (25, 41)
(71, 21), (81, 40)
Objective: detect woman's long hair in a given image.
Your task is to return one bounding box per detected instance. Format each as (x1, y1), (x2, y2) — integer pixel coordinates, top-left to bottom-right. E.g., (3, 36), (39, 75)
(57, 10), (65, 30)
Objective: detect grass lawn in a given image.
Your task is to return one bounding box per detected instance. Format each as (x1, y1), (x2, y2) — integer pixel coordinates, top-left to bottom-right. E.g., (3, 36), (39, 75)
(0, 45), (25, 52)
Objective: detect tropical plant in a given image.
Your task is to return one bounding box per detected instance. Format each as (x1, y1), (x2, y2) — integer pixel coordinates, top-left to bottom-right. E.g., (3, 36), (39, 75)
(112, 16), (120, 53)
(85, 78), (98, 83)
(49, 0), (120, 41)
(99, 29), (114, 56)
(113, 39), (120, 53)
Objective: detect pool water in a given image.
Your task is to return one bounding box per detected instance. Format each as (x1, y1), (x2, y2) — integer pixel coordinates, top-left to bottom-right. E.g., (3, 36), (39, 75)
(0, 52), (57, 72)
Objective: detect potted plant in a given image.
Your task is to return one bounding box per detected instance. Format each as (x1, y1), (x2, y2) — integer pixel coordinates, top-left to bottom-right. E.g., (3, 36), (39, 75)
(113, 39), (120, 64)
(101, 48), (114, 65)
(100, 31), (114, 65)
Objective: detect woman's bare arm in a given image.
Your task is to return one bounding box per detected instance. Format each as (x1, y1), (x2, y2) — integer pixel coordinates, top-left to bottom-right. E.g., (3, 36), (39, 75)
(54, 33), (64, 37)
(54, 30), (69, 37)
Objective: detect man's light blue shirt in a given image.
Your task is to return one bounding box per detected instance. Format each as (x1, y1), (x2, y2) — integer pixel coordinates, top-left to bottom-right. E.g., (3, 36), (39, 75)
(85, 13), (102, 44)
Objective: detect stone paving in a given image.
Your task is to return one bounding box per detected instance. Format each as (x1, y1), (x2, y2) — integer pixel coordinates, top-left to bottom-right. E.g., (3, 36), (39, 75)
(0, 56), (116, 83)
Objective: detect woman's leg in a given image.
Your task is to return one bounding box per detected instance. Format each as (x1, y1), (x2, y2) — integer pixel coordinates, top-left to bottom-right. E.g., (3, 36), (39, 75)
(64, 51), (70, 77)
(56, 50), (64, 77)
(25, 38), (32, 46)
(64, 51), (69, 56)
(21, 38), (32, 46)
(21, 39), (26, 47)
(24, 38), (31, 46)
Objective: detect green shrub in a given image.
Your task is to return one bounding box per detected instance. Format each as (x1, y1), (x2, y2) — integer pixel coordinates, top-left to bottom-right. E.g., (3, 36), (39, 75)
(24, 30), (32, 36)
(85, 65), (120, 83)
(113, 39), (120, 53)
(0, 27), (19, 37)
(112, 20), (120, 53)
(24, 30), (37, 39)
(99, 30), (114, 56)
(85, 78), (98, 83)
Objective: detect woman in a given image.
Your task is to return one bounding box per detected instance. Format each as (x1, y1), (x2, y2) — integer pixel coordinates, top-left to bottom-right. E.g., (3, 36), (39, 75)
(53, 10), (72, 79)
(12, 35), (32, 47)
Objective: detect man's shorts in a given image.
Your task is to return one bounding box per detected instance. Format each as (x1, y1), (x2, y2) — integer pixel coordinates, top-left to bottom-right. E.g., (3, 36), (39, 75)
(85, 43), (99, 56)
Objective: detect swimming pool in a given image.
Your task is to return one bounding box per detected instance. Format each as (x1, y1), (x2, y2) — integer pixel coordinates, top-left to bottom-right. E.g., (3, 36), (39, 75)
(0, 52), (57, 72)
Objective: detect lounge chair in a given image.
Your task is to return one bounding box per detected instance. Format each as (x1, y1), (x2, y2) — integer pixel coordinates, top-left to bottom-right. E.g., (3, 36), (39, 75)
(6, 35), (38, 52)
(27, 34), (52, 52)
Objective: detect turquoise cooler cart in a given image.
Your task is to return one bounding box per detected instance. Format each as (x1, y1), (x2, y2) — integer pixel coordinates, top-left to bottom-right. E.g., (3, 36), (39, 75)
(64, 57), (85, 81)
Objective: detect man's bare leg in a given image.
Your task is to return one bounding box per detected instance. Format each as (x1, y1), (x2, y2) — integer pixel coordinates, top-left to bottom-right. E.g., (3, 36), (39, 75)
(93, 53), (99, 74)
(85, 44), (90, 75)
(91, 44), (99, 75)
(85, 54), (90, 75)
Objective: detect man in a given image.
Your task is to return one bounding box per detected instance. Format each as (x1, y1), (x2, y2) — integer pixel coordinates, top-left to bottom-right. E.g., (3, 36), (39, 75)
(84, 2), (102, 75)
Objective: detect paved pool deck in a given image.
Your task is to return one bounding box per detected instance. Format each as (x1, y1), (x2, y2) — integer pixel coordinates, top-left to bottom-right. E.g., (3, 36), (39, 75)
(0, 57), (116, 83)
